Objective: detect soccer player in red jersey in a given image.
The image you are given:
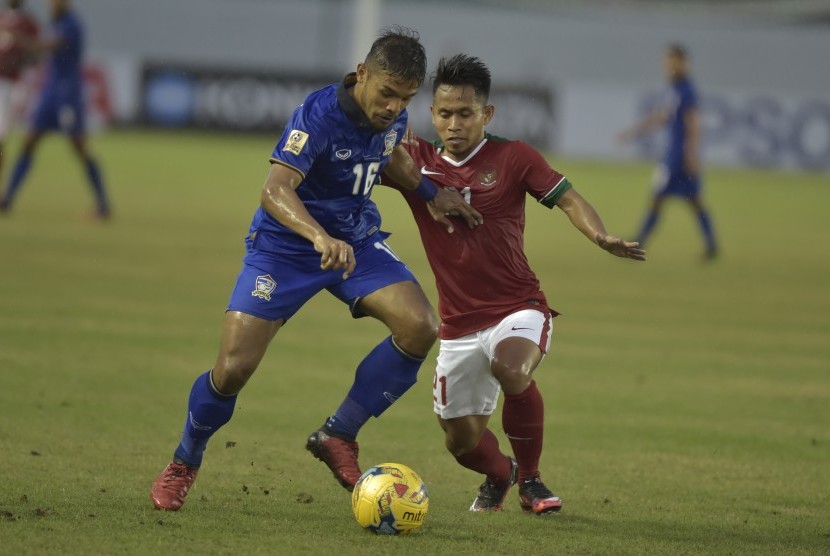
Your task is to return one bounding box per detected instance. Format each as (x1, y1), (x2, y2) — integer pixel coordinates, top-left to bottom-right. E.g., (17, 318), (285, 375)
(387, 55), (645, 515)
(0, 0), (38, 179)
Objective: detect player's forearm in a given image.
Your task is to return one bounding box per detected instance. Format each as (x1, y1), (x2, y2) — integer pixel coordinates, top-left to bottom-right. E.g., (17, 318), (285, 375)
(625, 110), (668, 139)
(556, 189), (608, 245)
(261, 178), (330, 245)
(385, 145), (420, 190)
(35, 36), (64, 53)
(386, 144), (439, 201)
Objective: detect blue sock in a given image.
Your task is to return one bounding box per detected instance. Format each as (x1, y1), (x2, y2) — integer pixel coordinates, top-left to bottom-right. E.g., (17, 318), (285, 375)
(325, 396), (371, 441)
(324, 336), (424, 441)
(636, 210), (659, 246)
(174, 370), (237, 467)
(696, 209), (717, 253)
(83, 157), (109, 213)
(1, 153), (32, 206)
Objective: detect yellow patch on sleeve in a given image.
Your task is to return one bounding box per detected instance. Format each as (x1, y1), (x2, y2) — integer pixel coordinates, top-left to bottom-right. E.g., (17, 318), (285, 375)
(283, 129), (310, 155)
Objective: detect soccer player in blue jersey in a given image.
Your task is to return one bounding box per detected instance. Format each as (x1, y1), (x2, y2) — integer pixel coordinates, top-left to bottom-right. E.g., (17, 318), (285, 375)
(619, 44), (717, 259)
(150, 27), (482, 511)
(0, 0), (109, 218)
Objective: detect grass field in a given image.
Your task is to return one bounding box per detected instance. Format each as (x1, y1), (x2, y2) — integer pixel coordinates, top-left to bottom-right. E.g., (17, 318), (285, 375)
(1, 129), (828, 555)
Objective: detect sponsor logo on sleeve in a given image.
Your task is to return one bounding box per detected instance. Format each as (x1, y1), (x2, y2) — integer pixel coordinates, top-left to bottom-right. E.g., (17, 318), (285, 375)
(252, 274), (277, 301)
(383, 129), (398, 156)
(283, 129), (309, 155)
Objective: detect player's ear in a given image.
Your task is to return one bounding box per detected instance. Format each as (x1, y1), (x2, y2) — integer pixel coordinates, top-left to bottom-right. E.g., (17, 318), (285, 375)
(483, 104), (495, 125)
(356, 63), (368, 83)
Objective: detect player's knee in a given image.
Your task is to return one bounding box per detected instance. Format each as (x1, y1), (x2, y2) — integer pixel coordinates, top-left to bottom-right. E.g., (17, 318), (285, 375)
(394, 310), (438, 356)
(491, 358), (533, 395)
(444, 429), (481, 457)
(212, 356), (258, 395)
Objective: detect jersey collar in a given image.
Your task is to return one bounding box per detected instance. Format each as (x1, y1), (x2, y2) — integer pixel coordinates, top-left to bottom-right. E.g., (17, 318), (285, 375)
(336, 73), (375, 131)
(439, 136), (489, 167)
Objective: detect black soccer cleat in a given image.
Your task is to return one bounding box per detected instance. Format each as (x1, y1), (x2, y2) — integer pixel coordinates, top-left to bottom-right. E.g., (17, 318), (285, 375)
(469, 456), (518, 511)
(518, 475), (563, 515)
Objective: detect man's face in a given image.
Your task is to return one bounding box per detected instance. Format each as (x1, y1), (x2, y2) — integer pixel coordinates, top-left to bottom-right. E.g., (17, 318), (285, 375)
(355, 63), (419, 131)
(431, 84), (493, 160)
(50, 0), (70, 18)
(664, 52), (686, 80)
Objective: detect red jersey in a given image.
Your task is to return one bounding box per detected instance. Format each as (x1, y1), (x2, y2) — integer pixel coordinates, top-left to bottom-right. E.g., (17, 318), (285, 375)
(393, 134), (572, 340)
(0, 8), (38, 80)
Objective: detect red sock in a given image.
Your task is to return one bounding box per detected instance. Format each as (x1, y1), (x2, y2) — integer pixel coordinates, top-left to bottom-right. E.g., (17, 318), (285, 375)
(502, 380), (544, 482)
(454, 428), (512, 487)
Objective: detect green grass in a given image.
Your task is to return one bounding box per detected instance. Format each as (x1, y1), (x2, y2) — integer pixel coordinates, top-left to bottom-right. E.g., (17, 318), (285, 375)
(1, 129), (828, 555)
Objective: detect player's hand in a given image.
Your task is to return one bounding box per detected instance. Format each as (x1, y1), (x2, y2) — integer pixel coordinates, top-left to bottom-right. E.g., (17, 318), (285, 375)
(401, 127), (418, 146)
(596, 233), (646, 261)
(313, 234), (356, 279)
(428, 188), (483, 232)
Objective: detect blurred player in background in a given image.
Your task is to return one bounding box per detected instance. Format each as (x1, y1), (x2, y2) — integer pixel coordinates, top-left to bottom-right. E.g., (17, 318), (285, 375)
(387, 55), (645, 515)
(150, 28), (481, 511)
(619, 44), (717, 259)
(0, 0), (109, 218)
(0, 0), (38, 180)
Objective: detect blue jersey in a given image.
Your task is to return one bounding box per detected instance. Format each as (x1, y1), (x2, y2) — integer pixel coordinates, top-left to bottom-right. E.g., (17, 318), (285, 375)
(247, 74), (407, 255)
(664, 76), (697, 169)
(44, 11), (83, 96)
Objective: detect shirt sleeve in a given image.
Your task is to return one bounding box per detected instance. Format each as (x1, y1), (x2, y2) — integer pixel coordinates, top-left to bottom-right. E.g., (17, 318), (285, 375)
(379, 131), (422, 193)
(269, 102), (329, 178)
(515, 142), (573, 208)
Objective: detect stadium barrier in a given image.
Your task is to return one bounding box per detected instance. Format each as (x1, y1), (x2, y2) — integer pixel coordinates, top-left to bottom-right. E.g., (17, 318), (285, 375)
(139, 63), (557, 149)
(560, 85), (830, 172)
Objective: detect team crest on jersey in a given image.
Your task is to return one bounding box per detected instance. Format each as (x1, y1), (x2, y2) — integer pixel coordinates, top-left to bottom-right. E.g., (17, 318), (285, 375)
(252, 274), (277, 301)
(478, 167), (498, 187)
(383, 129), (398, 156)
(335, 149), (352, 160)
(283, 129), (309, 155)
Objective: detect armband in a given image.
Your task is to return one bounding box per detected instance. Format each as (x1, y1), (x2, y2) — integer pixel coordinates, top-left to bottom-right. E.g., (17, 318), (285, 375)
(415, 176), (438, 201)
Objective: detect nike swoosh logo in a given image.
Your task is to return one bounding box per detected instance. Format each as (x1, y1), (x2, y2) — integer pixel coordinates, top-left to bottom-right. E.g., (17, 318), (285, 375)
(420, 166), (444, 176)
(511, 327), (532, 331)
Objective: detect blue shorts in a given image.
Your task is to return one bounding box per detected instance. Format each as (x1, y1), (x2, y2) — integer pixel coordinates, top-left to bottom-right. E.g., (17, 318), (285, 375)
(226, 233), (418, 322)
(31, 91), (86, 135)
(652, 164), (700, 198)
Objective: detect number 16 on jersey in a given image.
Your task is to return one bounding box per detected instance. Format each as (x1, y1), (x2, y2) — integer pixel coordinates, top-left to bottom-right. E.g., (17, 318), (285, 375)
(352, 162), (381, 196)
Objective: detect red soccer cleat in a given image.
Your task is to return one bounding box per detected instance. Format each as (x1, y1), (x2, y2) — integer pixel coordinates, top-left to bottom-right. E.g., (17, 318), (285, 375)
(305, 429), (361, 491)
(151, 461), (199, 511)
(518, 476), (563, 515)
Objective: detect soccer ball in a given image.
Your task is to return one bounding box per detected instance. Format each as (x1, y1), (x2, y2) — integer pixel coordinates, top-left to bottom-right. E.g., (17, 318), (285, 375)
(351, 462), (429, 535)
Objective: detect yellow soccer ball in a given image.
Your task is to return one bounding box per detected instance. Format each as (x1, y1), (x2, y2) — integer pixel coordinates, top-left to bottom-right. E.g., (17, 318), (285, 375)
(351, 462), (429, 535)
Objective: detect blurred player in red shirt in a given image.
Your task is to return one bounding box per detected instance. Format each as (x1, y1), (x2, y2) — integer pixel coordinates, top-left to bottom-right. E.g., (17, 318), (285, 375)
(0, 0), (37, 178)
(388, 54), (645, 515)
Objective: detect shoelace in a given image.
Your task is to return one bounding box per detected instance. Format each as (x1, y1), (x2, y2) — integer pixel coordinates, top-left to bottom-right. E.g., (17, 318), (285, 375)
(478, 480), (508, 503)
(163, 465), (195, 483)
(329, 440), (359, 468)
(521, 478), (555, 499)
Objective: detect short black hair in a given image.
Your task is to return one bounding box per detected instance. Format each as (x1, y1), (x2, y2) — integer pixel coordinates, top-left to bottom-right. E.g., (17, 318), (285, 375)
(667, 43), (688, 60)
(432, 54), (492, 102)
(365, 26), (427, 87)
